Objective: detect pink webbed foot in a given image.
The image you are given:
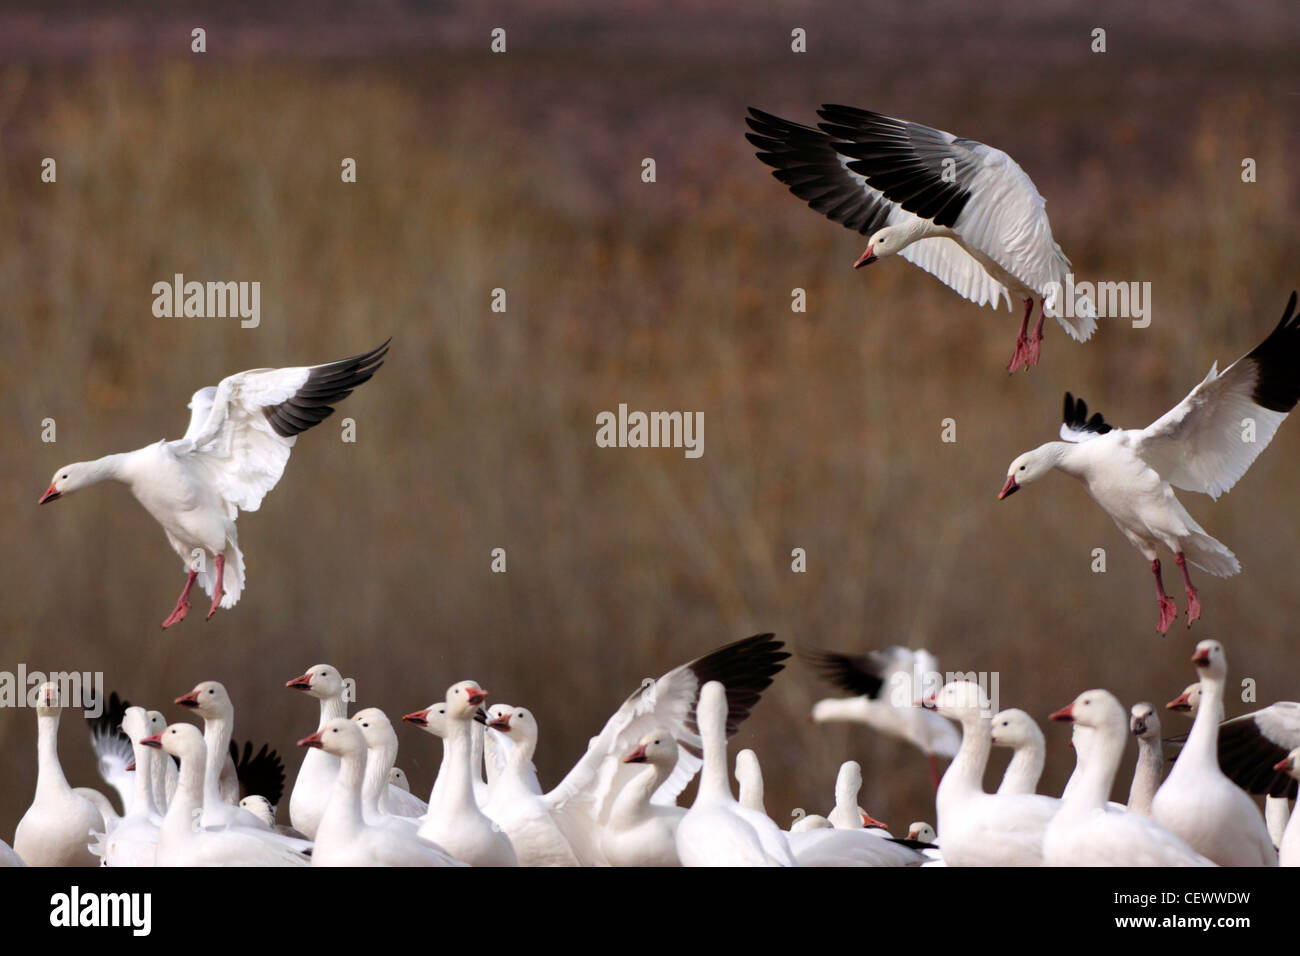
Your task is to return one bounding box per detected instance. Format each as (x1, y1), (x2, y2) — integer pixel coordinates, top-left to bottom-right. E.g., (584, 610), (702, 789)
(1025, 329), (1043, 367)
(1184, 587), (1201, 627)
(1156, 594), (1178, 634)
(161, 598), (190, 629)
(1007, 334), (1035, 373)
(206, 554), (225, 621)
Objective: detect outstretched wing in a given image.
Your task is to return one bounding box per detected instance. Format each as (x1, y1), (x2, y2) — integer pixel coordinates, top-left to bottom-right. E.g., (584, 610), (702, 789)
(229, 739), (287, 807)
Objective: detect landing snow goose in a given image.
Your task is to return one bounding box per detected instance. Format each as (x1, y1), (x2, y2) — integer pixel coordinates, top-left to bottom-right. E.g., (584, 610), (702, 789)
(1127, 703), (1164, 816)
(39, 341), (388, 627)
(1000, 293), (1300, 633)
(929, 681), (1058, 866)
(804, 645), (959, 787)
(1152, 641), (1277, 866)
(473, 633), (789, 865)
(285, 664), (348, 839)
(174, 681), (268, 829)
(1273, 749), (1300, 865)
(990, 708), (1045, 795)
(600, 730), (686, 867)
(404, 681), (519, 866)
(298, 719), (461, 867)
(676, 681), (798, 867)
(1044, 690), (1214, 866)
(746, 105), (1096, 372)
(13, 682), (106, 866)
(143, 723), (309, 867)
(351, 708), (426, 822)
(97, 706), (162, 867)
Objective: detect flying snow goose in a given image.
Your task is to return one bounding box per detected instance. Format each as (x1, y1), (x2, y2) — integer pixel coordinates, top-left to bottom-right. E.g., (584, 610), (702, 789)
(1127, 702), (1164, 816)
(285, 665), (348, 839)
(351, 708), (426, 822)
(13, 682), (106, 866)
(174, 681), (268, 829)
(39, 341), (389, 627)
(1152, 641), (1277, 866)
(480, 633), (789, 866)
(96, 706), (162, 867)
(143, 723), (309, 866)
(676, 681), (798, 867)
(600, 730), (687, 867)
(298, 719), (461, 867)
(1044, 690), (1214, 866)
(86, 691), (134, 815)
(746, 105), (1095, 372)
(1273, 749), (1300, 865)
(990, 708), (1045, 795)
(1000, 293), (1300, 633)
(804, 645), (960, 787)
(404, 681), (519, 866)
(928, 681), (1058, 866)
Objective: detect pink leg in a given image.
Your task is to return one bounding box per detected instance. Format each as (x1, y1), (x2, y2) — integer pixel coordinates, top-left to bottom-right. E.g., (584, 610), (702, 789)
(206, 554), (225, 620)
(1007, 299), (1036, 373)
(928, 752), (941, 791)
(1027, 306), (1046, 366)
(1175, 552), (1201, 627)
(162, 570), (198, 629)
(1151, 559), (1178, 634)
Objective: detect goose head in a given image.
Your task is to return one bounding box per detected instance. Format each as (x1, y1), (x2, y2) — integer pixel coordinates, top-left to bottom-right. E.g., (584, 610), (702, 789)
(1050, 688), (1125, 734)
(120, 706), (152, 745)
(932, 680), (990, 722)
(352, 707), (398, 752)
(405, 681), (486, 725)
(999, 446), (1057, 499)
(1190, 640), (1226, 680)
(854, 224), (909, 268)
(39, 462), (93, 504)
(174, 680), (231, 718)
(486, 705), (538, 746)
(388, 767), (411, 792)
(143, 722), (204, 761)
(239, 794), (276, 827)
(1165, 682), (1201, 715)
(34, 681), (61, 716)
(401, 701), (449, 737)
(285, 664), (345, 700)
(623, 729), (678, 769)
(990, 708), (1041, 749)
(298, 717), (366, 758)
(1129, 702), (1160, 739)
(906, 822), (936, 843)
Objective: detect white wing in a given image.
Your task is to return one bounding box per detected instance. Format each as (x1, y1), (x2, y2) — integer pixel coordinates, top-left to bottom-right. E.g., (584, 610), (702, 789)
(173, 341), (388, 513)
(1134, 294), (1300, 499)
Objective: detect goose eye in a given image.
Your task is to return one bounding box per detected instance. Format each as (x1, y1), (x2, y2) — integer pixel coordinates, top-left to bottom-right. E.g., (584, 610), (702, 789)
(1019, 465), (1026, 471)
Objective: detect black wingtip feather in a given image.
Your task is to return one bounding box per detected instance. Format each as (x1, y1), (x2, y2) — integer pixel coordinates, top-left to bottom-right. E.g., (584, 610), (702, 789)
(1246, 291), (1300, 413)
(686, 633), (790, 738)
(87, 690), (131, 736)
(1062, 391), (1111, 435)
(799, 646), (887, 699)
(263, 340), (390, 438)
(230, 739), (287, 807)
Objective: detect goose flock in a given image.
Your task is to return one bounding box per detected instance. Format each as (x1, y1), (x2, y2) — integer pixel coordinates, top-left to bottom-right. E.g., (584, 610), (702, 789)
(17, 101), (1297, 868)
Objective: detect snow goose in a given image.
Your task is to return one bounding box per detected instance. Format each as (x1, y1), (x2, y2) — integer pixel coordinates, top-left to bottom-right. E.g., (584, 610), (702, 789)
(787, 760), (924, 867)
(746, 105), (1095, 372)
(1000, 293), (1300, 632)
(1127, 703), (1164, 816)
(39, 341), (388, 627)
(388, 767), (411, 792)
(404, 681), (519, 866)
(351, 708), (426, 821)
(238, 795), (309, 839)
(13, 682), (106, 866)
(143, 723), (309, 866)
(1152, 641), (1277, 865)
(804, 645), (959, 787)
(86, 691), (134, 815)
(97, 706), (163, 867)
(929, 681), (1058, 866)
(1044, 690), (1214, 866)
(600, 730), (686, 867)
(298, 719), (461, 867)
(990, 708), (1045, 795)
(735, 749), (767, 815)
(1273, 749), (1300, 865)
(286, 664), (348, 838)
(174, 681), (267, 829)
(482, 704), (542, 801)
(676, 681), (798, 867)
(486, 633), (789, 865)
(405, 699), (491, 809)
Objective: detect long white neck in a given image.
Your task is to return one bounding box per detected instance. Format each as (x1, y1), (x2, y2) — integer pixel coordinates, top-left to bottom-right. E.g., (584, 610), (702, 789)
(998, 738), (1044, 795)
(1064, 721), (1123, 812)
(131, 737), (158, 817)
(1182, 674), (1225, 768)
(361, 741), (396, 817)
(831, 785), (862, 829)
(201, 713), (232, 809)
(738, 769), (765, 814)
(609, 762), (671, 828)
(35, 713), (71, 800)
(938, 714), (991, 812)
(82, 452), (134, 487)
(1127, 736), (1163, 814)
(438, 717), (478, 816)
(319, 693), (347, 728)
(322, 748), (366, 837)
(891, 216), (948, 249)
(162, 745), (205, 840)
(698, 711), (732, 801)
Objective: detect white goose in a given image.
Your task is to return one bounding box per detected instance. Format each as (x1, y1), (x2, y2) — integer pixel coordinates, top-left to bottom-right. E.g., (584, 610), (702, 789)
(144, 723), (309, 867)
(600, 730), (686, 867)
(1127, 702), (1164, 816)
(1000, 293), (1300, 633)
(746, 105), (1096, 372)
(990, 708), (1045, 795)
(146, 710), (178, 813)
(351, 708), (426, 822)
(804, 645), (960, 787)
(930, 681), (1058, 866)
(174, 681), (267, 829)
(1044, 690), (1214, 866)
(387, 767), (411, 793)
(1152, 641), (1277, 866)
(97, 706), (162, 867)
(735, 749), (767, 815)
(404, 699), (491, 809)
(286, 664), (348, 838)
(298, 719), (461, 867)
(14, 682), (106, 866)
(404, 681), (519, 867)
(676, 681), (797, 867)
(87, 691), (134, 816)
(788, 760), (924, 867)
(39, 342), (388, 627)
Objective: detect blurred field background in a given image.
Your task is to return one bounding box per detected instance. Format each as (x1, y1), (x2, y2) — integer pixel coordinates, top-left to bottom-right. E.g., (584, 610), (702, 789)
(0, 0), (1298, 838)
